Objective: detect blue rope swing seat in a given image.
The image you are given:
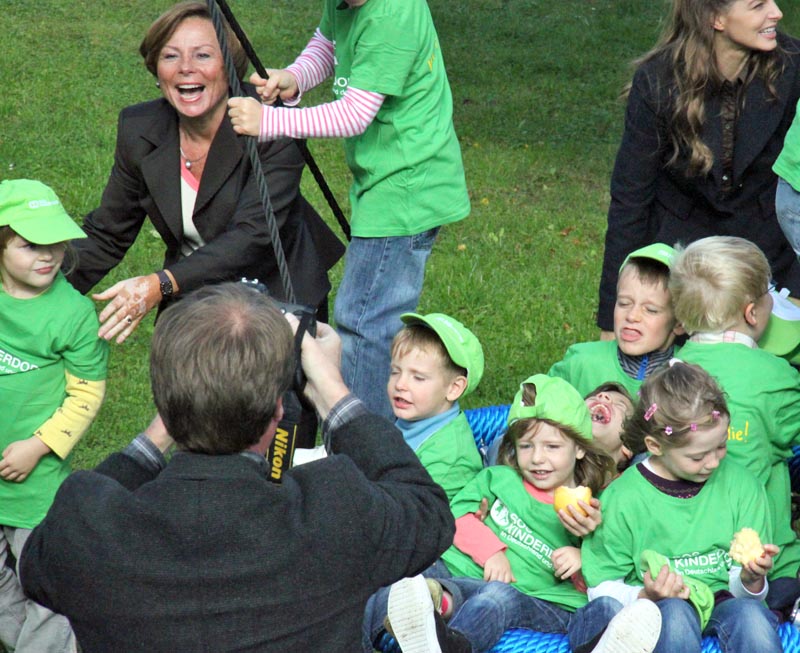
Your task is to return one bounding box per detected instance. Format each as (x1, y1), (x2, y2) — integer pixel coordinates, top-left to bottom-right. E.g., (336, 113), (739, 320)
(378, 405), (800, 653)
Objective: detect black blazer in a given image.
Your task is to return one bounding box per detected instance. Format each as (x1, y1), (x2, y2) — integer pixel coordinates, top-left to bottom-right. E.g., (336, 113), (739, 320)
(597, 34), (800, 330)
(20, 412), (455, 652)
(69, 93), (344, 309)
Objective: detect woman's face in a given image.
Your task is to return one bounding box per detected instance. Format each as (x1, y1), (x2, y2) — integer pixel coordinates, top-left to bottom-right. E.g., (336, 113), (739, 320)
(713, 0), (783, 55)
(156, 16), (229, 122)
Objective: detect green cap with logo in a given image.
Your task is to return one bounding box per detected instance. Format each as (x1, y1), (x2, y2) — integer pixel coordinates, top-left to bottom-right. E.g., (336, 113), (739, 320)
(0, 179), (86, 245)
(400, 312), (484, 396)
(621, 242), (676, 271)
(507, 374), (593, 440)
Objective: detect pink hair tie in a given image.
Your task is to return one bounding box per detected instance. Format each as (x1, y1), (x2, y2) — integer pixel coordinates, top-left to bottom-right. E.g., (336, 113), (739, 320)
(711, 410), (720, 419)
(664, 426), (673, 435)
(643, 403), (658, 421)
(690, 423), (698, 432)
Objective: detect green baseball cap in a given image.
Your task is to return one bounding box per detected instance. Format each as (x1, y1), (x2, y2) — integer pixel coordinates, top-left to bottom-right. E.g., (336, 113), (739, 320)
(0, 179), (86, 245)
(759, 288), (800, 365)
(621, 242), (676, 271)
(507, 374), (593, 440)
(400, 312), (484, 396)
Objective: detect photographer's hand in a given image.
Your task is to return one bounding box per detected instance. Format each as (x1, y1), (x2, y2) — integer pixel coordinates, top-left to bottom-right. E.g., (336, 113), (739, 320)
(285, 317), (348, 420)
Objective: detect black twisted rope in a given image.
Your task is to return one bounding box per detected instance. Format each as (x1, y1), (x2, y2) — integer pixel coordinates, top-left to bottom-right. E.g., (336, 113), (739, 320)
(207, 0), (295, 303)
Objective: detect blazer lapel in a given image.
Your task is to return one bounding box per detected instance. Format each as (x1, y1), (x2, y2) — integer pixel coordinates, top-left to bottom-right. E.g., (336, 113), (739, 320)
(141, 109), (184, 246)
(734, 67), (793, 181)
(194, 115), (245, 217)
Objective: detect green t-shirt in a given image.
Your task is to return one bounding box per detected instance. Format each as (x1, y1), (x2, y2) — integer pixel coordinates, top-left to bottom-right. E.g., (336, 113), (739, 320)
(0, 273), (108, 528)
(548, 340), (643, 399)
(774, 99), (800, 192)
(582, 457), (771, 593)
(416, 411), (483, 501)
(319, 0), (470, 237)
(677, 340), (800, 578)
(442, 466), (587, 611)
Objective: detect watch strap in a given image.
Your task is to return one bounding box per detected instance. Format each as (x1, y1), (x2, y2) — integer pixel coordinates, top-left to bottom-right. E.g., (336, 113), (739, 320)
(157, 270), (174, 298)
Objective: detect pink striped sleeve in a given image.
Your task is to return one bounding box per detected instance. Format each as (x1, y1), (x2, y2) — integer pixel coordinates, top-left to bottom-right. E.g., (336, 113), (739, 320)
(259, 86), (384, 140)
(286, 28), (335, 95)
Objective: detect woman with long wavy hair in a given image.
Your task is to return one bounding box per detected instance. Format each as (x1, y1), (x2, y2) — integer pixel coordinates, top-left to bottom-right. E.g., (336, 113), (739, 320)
(597, 0), (800, 334)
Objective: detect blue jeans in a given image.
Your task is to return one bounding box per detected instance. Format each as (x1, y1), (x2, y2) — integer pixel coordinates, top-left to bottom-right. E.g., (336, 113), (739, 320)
(653, 597), (781, 653)
(363, 562), (622, 653)
(333, 229), (439, 420)
(776, 177), (800, 258)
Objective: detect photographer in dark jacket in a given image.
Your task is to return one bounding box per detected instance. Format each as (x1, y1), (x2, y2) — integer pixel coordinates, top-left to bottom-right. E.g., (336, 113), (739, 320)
(19, 282), (454, 653)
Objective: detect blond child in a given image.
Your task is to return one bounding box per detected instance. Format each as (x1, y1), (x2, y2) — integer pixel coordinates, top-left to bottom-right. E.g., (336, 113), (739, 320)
(550, 243), (683, 398)
(0, 179), (108, 651)
(669, 235), (800, 619)
(388, 312), (484, 501)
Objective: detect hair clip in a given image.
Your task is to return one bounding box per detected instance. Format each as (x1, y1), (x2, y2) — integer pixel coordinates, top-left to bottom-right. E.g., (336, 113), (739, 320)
(711, 410), (720, 419)
(643, 403), (658, 421)
(690, 423), (698, 431)
(664, 426), (673, 436)
(668, 358), (683, 367)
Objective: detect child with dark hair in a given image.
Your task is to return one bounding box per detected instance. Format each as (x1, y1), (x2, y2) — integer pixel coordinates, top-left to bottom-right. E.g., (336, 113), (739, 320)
(585, 361), (781, 653)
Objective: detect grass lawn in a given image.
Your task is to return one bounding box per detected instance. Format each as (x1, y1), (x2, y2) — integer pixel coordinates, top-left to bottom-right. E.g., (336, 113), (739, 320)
(1, 1), (799, 468)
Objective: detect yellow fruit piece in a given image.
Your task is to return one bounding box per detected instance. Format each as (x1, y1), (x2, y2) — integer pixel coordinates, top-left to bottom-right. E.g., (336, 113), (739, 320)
(729, 528), (764, 565)
(553, 485), (592, 516)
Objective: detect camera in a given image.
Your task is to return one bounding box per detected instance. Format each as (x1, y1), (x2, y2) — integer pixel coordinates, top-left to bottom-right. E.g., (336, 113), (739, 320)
(239, 279), (319, 481)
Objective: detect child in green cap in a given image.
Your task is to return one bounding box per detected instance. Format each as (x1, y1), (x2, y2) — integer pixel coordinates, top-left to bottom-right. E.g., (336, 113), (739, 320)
(373, 375), (663, 653)
(550, 243), (684, 399)
(0, 179), (108, 651)
(583, 361), (781, 653)
(387, 312), (484, 501)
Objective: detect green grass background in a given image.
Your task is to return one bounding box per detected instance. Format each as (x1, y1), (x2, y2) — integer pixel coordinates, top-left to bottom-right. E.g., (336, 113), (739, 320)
(1, 1), (798, 468)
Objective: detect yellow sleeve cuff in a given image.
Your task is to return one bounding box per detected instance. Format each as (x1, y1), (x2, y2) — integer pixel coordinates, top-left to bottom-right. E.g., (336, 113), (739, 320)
(35, 372), (106, 459)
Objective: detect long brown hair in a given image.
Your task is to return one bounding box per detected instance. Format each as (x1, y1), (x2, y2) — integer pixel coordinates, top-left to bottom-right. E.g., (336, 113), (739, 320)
(629, 0), (784, 176)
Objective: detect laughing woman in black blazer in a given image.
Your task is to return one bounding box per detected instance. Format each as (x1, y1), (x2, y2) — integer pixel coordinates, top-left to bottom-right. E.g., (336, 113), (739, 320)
(597, 0), (800, 333)
(69, 2), (343, 343)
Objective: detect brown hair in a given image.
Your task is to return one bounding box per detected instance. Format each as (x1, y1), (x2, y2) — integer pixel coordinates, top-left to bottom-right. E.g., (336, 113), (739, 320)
(629, 0), (784, 176)
(139, 1), (248, 82)
(150, 282), (294, 453)
(496, 384), (616, 494)
(619, 255), (672, 292)
(621, 361), (729, 456)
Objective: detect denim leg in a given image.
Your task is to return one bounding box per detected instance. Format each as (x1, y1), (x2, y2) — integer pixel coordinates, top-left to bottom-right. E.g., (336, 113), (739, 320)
(704, 598), (781, 653)
(10, 527), (76, 653)
(766, 575), (800, 614)
(776, 177), (800, 258)
(0, 526), (25, 648)
(567, 595), (624, 653)
(653, 598), (701, 653)
(447, 581), (571, 653)
(333, 229), (439, 421)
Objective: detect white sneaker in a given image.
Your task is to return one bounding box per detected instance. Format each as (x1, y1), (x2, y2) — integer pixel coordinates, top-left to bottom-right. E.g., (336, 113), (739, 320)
(590, 599), (662, 653)
(387, 575), (442, 653)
